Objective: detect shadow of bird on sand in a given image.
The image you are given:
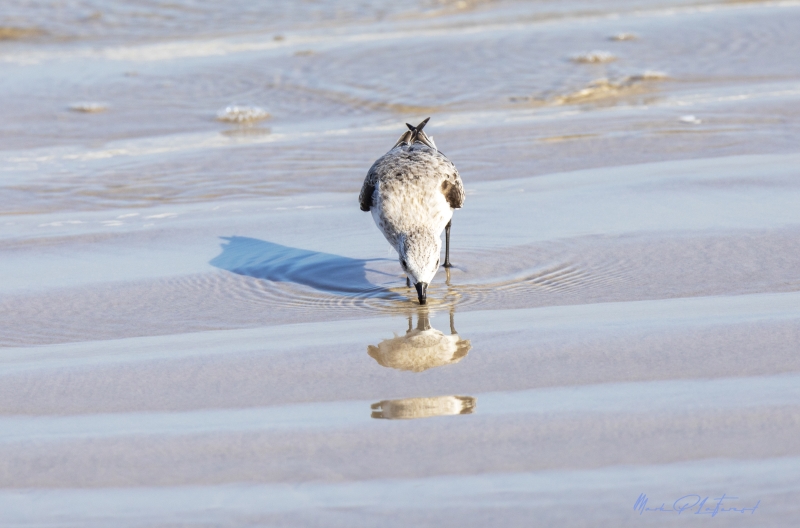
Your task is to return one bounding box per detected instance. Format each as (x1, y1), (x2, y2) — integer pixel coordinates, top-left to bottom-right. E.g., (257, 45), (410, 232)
(209, 236), (405, 300)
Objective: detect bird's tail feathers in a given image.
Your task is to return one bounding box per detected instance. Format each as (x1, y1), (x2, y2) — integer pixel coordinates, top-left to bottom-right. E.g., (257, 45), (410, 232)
(396, 117), (437, 150)
(424, 134), (436, 150)
(392, 130), (413, 149)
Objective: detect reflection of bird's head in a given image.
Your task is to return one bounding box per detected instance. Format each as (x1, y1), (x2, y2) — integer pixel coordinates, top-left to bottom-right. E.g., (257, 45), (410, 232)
(371, 395), (475, 420)
(367, 315), (470, 372)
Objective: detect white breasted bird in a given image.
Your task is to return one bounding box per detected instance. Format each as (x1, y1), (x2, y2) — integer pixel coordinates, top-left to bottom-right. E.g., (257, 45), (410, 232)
(359, 118), (465, 304)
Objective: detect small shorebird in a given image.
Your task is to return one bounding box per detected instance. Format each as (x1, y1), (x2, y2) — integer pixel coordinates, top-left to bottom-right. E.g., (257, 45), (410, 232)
(359, 117), (465, 304)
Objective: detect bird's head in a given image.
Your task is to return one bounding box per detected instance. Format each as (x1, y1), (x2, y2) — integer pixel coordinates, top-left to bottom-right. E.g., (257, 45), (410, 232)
(399, 229), (441, 305)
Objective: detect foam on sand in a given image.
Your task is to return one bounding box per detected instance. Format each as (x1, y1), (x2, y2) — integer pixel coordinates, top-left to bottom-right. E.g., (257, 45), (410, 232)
(215, 105), (270, 123)
(554, 72), (669, 104)
(570, 50), (616, 63)
(68, 102), (109, 113)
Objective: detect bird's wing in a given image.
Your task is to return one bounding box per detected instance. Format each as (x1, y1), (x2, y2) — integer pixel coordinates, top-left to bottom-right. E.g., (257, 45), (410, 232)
(359, 165), (378, 212)
(361, 130), (415, 211)
(360, 150), (398, 212)
(438, 154), (465, 209)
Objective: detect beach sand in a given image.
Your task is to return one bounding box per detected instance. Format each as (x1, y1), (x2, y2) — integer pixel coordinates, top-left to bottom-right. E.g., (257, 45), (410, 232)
(1, 0), (799, 525)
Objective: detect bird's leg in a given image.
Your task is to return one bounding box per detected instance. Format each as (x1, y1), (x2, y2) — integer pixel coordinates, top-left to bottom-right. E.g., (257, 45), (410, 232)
(449, 310), (457, 335)
(406, 276), (411, 288)
(443, 219), (453, 268)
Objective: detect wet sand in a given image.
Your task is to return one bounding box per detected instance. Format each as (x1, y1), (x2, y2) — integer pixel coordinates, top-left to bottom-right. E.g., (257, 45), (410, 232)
(2, 0), (800, 526)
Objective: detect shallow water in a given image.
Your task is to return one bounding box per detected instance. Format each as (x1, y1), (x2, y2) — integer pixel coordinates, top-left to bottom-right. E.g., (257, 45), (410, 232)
(2, 0), (800, 526)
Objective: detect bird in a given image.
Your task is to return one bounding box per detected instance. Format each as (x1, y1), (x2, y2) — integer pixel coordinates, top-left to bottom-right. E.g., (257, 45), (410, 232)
(359, 117), (465, 305)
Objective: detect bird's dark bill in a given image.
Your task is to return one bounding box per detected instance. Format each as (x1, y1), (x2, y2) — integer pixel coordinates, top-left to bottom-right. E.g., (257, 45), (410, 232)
(415, 282), (428, 305)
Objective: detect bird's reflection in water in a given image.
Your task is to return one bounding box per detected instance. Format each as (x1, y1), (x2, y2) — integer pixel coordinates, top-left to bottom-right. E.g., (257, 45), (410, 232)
(367, 309), (471, 372)
(371, 395), (476, 420)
